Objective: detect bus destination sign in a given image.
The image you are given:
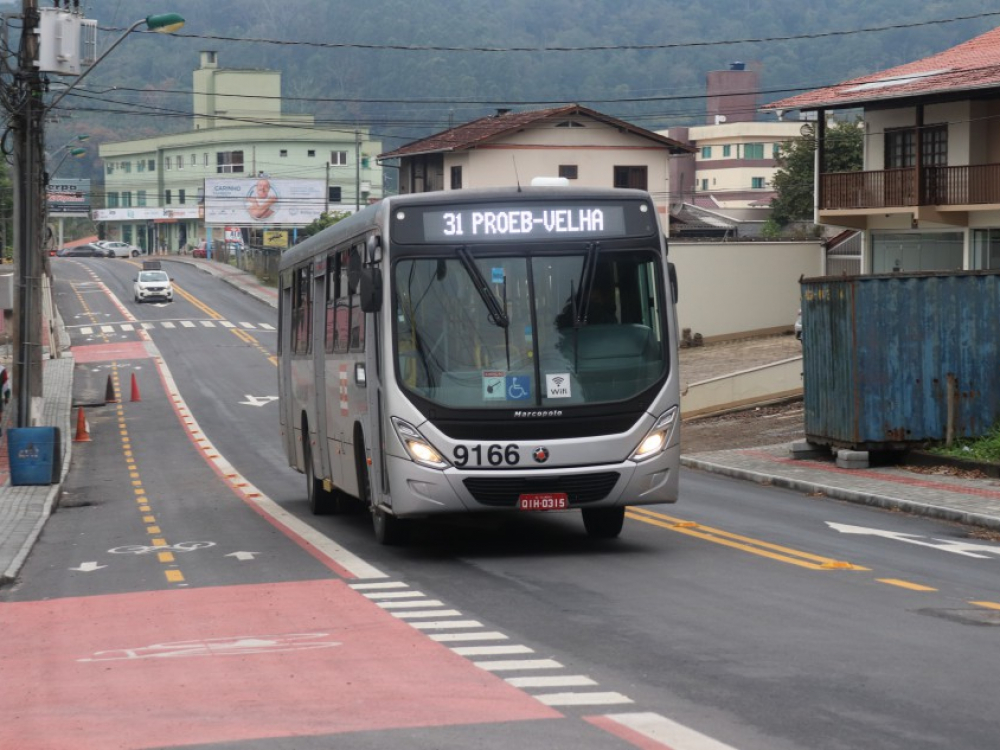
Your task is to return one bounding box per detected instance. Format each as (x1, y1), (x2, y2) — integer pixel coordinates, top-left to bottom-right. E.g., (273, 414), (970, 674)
(420, 205), (628, 243)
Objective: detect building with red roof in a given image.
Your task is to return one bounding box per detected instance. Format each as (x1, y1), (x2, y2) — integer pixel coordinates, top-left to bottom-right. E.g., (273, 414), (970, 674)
(378, 105), (693, 228)
(764, 26), (1000, 273)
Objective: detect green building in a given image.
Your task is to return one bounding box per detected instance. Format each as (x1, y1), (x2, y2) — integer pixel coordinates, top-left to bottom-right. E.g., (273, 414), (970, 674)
(97, 51), (382, 253)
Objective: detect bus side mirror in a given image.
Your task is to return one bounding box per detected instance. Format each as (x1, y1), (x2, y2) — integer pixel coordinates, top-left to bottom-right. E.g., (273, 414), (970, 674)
(359, 268), (382, 312)
(668, 261), (678, 303)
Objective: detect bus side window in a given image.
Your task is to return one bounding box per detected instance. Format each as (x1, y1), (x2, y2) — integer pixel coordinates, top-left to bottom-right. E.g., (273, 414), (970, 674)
(292, 266), (312, 355)
(348, 244), (365, 352)
(324, 252), (338, 354)
(333, 248), (351, 354)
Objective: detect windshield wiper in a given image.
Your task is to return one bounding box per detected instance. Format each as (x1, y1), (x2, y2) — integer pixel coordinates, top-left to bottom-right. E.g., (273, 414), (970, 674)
(457, 246), (509, 328)
(574, 242), (600, 326)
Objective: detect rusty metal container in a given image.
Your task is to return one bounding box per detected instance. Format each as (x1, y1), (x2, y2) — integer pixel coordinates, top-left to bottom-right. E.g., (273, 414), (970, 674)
(800, 270), (1000, 450)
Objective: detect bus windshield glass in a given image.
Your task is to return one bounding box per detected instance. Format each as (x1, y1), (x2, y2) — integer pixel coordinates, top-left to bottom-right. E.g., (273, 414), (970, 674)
(393, 248), (667, 409)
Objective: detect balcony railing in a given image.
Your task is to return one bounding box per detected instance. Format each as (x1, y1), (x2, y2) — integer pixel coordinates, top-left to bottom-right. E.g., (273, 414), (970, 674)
(820, 163), (1000, 209)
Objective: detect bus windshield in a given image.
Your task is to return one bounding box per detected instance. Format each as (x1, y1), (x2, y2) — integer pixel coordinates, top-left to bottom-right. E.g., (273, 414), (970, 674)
(393, 247), (667, 409)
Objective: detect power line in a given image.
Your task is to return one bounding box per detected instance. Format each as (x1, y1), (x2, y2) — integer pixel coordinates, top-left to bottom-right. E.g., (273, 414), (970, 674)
(101, 11), (1000, 54)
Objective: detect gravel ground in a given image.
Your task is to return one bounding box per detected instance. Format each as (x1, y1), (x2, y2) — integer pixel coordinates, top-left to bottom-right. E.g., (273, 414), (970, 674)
(681, 398), (805, 454)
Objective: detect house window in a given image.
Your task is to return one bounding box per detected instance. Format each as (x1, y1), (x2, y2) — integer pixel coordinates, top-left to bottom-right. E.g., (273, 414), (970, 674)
(137, 160), (145, 173)
(122, 191), (132, 207)
(179, 189), (186, 205)
(558, 165), (579, 180)
(217, 150), (245, 173)
(701, 146), (712, 158)
(121, 161), (131, 173)
(280, 149), (288, 158)
(752, 177), (765, 189)
(450, 166), (463, 189)
(203, 153), (209, 167)
(330, 150), (348, 166)
(307, 149), (316, 157)
(613, 166), (648, 190)
(884, 126), (947, 169)
(165, 156), (172, 170)
(106, 163), (115, 175)
(190, 154), (197, 167)
(555, 120), (585, 128)
(972, 228), (1000, 270)
(722, 145), (731, 157)
(137, 190), (147, 207)
(148, 160), (155, 172)
(700, 179), (709, 191)
(744, 143), (764, 159)
(165, 190), (172, 205)
(107, 192), (119, 207)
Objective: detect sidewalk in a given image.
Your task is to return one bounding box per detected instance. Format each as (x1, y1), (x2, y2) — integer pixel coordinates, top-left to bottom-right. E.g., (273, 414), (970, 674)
(2, 262), (999, 587)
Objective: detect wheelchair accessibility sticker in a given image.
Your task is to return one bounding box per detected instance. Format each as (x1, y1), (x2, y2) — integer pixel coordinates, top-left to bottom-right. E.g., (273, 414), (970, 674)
(482, 372), (531, 401)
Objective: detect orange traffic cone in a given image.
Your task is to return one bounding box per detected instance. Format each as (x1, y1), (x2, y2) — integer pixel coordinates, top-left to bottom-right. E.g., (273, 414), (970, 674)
(74, 407), (91, 442)
(105, 374), (117, 403)
(130, 373), (141, 402)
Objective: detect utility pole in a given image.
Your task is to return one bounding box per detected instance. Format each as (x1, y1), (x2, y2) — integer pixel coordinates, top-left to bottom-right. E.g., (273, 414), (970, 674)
(11, 0), (46, 426)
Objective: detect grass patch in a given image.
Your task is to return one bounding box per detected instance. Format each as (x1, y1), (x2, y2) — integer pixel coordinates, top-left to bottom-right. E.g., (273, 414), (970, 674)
(928, 424), (1000, 463)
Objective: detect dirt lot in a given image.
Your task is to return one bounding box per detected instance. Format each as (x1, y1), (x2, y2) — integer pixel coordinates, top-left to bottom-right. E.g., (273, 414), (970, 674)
(681, 398), (805, 454)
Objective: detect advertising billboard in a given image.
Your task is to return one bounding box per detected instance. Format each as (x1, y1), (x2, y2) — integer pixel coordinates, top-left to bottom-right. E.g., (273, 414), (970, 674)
(204, 178), (325, 225)
(46, 178), (91, 215)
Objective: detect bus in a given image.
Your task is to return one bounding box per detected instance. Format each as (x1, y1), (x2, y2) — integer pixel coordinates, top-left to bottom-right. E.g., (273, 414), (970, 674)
(277, 186), (680, 544)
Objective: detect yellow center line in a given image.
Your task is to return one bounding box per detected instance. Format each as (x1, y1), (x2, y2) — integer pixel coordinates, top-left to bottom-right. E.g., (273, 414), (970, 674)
(877, 578), (938, 591)
(626, 507), (869, 571)
(970, 601), (1000, 610)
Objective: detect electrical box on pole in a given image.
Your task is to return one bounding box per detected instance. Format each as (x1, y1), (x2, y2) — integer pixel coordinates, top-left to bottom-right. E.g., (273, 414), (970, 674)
(35, 7), (97, 75)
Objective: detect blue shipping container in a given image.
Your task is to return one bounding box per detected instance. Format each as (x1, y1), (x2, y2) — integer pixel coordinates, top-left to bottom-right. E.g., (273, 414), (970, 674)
(801, 270), (1000, 450)
(8, 426), (60, 486)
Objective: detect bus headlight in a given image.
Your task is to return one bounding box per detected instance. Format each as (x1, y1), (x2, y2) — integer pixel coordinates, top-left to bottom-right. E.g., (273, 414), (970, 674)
(630, 407), (678, 462)
(391, 417), (450, 469)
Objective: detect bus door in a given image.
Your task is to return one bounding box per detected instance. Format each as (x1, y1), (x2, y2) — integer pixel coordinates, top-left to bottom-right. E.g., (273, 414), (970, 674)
(277, 272), (297, 467)
(356, 237), (387, 508)
(312, 254), (334, 485)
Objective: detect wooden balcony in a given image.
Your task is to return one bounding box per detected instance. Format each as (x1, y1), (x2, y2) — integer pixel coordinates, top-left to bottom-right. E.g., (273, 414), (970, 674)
(820, 163), (1000, 210)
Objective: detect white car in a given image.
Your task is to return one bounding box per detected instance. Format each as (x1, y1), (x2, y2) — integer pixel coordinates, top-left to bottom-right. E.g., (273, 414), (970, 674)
(98, 241), (141, 258)
(133, 269), (173, 303)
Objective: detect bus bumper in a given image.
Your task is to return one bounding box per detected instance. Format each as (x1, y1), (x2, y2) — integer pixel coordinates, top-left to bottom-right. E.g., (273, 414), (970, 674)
(385, 445), (679, 518)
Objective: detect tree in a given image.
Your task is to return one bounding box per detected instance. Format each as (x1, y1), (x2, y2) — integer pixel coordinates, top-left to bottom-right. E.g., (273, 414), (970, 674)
(297, 211), (351, 242)
(0, 158), (11, 261)
(768, 118), (863, 228)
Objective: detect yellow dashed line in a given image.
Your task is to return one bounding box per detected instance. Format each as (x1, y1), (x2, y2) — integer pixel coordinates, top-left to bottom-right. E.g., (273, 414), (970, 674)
(970, 601), (1000, 610)
(876, 579), (938, 591)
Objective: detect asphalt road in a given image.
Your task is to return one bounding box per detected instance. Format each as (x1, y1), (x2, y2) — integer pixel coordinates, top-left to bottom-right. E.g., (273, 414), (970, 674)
(3, 259), (1000, 750)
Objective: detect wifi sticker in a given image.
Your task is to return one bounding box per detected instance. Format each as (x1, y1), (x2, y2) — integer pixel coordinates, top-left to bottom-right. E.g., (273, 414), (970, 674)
(546, 373), (572, 398)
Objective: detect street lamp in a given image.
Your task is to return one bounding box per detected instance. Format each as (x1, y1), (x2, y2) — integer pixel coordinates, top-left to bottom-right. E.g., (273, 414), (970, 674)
(10, 7), (185, 427)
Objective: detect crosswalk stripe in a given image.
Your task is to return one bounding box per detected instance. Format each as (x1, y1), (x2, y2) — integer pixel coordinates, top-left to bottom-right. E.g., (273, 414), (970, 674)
(200, 320), (216, 328)
(80, 327), (93, 335)
(220, 321), (235, 328)
(180, 321), (196, 328)
(239, 322), (256, 329)
(162, 322), (176, 328)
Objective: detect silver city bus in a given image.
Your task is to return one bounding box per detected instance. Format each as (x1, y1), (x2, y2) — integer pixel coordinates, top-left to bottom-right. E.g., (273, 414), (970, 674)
(278, 187), (681, 544)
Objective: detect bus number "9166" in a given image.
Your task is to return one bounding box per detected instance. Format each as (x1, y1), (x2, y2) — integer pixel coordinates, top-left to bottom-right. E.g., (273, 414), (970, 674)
(453, 444), (520, 467)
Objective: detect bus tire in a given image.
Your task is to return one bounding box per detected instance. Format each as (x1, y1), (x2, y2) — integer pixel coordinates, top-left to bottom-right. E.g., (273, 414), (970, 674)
(304, 430), (338, 515)
(582, 507), (625, 539)
(355, 433), (408, 545)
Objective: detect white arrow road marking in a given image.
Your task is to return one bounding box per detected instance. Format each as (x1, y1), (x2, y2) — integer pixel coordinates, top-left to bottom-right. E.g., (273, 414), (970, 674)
(225, 551), (259, 561)
(827, 522), (1000, 558)
(70, 562), (107, 572)
(239, 395), (279, 407)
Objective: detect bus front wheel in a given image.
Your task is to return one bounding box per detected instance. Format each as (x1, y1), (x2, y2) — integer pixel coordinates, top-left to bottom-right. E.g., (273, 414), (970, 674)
(304, 432), (341, 514)
(582, 507), (625, 539)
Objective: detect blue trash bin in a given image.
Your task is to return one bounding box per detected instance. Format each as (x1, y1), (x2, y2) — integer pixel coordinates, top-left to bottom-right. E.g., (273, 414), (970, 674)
(8, 427), (60, 486)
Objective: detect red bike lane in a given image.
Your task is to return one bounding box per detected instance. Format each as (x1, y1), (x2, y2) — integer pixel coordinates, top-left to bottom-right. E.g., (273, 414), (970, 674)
(0, 578), (561, 749)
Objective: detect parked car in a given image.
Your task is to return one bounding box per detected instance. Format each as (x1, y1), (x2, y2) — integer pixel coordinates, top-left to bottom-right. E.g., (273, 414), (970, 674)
(97, 241), (141, 258)
(60, 244), (104, 257)
(133, 269), (173, 303)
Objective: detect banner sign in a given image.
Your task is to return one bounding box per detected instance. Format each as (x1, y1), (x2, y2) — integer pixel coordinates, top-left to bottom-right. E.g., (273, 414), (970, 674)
(204, 178), (325, 225)
(46, 178), (90, 215)
(92, 206), (201, 221)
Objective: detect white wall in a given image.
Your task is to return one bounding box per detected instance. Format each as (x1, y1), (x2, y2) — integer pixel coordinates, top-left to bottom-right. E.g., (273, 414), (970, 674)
(670, 240), (825, 340)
